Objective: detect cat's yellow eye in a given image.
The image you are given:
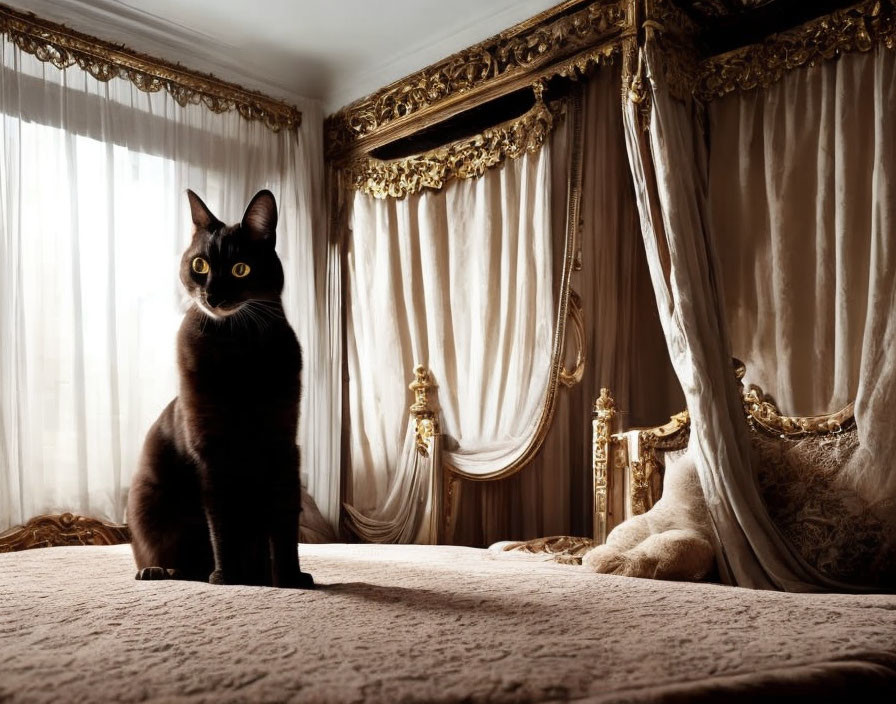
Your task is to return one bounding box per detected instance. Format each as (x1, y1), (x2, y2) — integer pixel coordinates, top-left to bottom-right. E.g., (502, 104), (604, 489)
(192, 257), (209, 274)
(232, 262), (251, 278)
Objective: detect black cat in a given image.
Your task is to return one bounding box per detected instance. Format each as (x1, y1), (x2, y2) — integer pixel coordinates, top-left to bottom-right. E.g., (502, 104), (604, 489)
(128, 189), (313, 589)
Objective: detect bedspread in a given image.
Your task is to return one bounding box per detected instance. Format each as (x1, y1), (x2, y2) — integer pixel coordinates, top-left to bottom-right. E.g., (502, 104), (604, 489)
(0, 544), (894, 702)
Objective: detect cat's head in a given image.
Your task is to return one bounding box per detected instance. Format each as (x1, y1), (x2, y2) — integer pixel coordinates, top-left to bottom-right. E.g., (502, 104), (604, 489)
(181, 189), (285, 319)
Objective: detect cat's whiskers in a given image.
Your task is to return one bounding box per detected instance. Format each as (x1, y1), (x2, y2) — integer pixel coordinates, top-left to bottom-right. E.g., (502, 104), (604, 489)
(241, 303), (273, 331)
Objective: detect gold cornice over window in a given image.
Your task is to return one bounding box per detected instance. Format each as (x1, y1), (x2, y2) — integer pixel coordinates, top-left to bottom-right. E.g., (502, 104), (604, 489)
(0, 3), (302, 132)
(345, 94), (563, 199)
(325, 0), (632, 162)
(695, 0), (896, 101)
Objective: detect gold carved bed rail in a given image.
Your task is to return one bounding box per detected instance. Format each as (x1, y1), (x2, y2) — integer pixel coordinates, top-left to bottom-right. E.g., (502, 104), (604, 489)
(0, 512), (130, 553)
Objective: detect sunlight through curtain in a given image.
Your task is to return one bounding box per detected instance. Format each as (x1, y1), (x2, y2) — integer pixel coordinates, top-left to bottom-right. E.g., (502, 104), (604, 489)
(0, 37), (337, 530)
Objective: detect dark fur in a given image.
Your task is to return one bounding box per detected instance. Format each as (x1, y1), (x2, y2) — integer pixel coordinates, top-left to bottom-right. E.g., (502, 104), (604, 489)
(128, 189), (313, 588)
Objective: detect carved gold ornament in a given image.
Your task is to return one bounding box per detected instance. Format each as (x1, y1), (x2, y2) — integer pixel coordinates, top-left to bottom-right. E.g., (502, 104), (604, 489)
(743, 385), (855, 436)
(695, 0), (896, 101)
(629, 411), (690, 515)
(346, 96), (562, 199)
(0, 4), (301, 132)
(326, 0), (631, 160)
(409, 365), (440, 457)
(0, 512), (130, 552)
(592, 388), (616, 544)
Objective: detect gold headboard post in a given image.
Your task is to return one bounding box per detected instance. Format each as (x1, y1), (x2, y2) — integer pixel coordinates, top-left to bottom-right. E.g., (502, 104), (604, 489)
(409, 365), (438, 458)
(592, 388), (616, 544)
(409, 364), (445, 543)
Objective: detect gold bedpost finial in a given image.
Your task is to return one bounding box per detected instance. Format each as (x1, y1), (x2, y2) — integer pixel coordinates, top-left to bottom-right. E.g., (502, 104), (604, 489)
(594, 387), (616, 414)
(409, 365), (438, 457)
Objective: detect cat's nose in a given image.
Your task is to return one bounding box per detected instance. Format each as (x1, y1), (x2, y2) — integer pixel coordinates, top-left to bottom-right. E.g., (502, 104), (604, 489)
(205, 293), (224, 308)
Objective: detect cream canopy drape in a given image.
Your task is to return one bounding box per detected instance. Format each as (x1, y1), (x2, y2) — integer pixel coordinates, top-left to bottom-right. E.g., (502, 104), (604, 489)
(624, 31), (895, 591)
(709, 44), (896, 517)
(344, 118), (562, 543)
(343, 68), (683, 545)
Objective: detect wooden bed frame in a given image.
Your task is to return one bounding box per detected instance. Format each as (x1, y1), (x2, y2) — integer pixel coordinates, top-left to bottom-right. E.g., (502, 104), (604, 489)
(591, 362), (856, 544)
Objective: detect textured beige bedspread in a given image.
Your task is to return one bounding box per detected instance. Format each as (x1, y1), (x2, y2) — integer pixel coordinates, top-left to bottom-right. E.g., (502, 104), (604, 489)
(1, 544), (894, 703)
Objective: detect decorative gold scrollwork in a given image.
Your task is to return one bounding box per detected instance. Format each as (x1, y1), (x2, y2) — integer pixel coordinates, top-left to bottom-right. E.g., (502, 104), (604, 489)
(695, 0), (896, 101)
(325, 0), (632, 160)
(0, 5), (301, 132)
(345, 97), (563, 199)
(742, 385), (855, 436)
(409, 364), (439, 457)
(559, 288), (586, 388)
(630, 410), (690, 515)
(0, 512), (130, 552)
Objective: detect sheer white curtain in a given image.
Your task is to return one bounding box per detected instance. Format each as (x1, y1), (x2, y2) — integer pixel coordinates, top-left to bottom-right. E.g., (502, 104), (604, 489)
(0, 37), (338, 531)
(344, 129), (558, 542)
(709, 45), (896, 511)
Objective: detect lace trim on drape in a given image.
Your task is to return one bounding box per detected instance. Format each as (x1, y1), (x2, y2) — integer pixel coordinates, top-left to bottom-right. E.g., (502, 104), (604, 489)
(755, 428), (896, 587)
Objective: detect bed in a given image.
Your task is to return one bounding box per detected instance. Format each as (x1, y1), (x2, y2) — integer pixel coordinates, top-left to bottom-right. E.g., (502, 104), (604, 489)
(1, 532), (895, 702)
(2, 367), (894, 702)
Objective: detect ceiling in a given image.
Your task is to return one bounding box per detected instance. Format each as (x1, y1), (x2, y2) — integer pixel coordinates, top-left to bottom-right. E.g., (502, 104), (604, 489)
(12, 0), (560, 114)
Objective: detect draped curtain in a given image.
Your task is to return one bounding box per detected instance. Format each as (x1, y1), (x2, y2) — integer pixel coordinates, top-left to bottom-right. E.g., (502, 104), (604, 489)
(623, 33), (895, 590)
(708, 45), (896, 520)
(344, 126), (559, 543)
(0, 36), (339, 531)
(344, 68), (683, 545)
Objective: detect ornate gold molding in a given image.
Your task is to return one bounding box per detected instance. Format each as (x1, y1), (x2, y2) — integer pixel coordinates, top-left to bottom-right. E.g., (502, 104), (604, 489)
(347, 95), (561, 199)
(743, 385), (855, 436)
(592, 388), (616, 544)
(409, 364), (440, 457)
(695, 0), (896, 101)
(325, 0), (632, 161)
(630, 411), (690, 515)
(0, 4), (301, 132)
(0, 512), (130, 552)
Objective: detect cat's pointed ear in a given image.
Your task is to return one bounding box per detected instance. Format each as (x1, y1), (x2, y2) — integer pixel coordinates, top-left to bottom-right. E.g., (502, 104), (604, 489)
(186, 189), (220, 232)
(241, 190), (278, 246)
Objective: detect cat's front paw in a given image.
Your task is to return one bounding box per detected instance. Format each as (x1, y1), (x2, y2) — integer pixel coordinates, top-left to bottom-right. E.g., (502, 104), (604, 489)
(279, 570), (315, 589)
(296, 571), (315, 590)
(208, 569), (228, 585)
(136, 566), (171, 580)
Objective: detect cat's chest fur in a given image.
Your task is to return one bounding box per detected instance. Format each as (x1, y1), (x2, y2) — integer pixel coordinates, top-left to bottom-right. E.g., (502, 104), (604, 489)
(176, 309), (301, 441)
